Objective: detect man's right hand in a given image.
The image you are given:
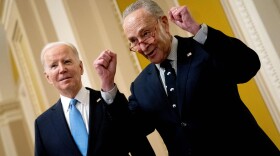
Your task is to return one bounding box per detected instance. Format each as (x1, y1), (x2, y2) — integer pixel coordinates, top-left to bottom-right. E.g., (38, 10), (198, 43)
(93, 49), (117, 92)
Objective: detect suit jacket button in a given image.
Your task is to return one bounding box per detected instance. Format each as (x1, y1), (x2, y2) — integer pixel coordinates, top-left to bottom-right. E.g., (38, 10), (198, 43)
(172, 104), (176, 108)
(181, 122), (187, 127)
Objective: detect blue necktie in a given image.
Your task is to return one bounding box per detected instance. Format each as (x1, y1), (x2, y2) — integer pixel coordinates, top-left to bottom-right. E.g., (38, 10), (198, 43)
(69, 99), (88, 156)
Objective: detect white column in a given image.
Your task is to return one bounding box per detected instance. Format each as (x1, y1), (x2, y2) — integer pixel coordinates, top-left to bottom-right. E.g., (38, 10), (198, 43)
(44, 0), (92, 88)
(0, 124), (18, 156)
(0, 24), (17, 102)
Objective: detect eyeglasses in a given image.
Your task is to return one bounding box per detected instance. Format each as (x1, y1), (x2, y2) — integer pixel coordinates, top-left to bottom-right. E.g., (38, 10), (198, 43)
(129, 21), (158, 52)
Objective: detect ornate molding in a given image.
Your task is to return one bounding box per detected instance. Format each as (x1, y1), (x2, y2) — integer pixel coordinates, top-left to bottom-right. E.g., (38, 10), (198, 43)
(0, 99), (21, 126)
(221, 0), (280, 131)
(11, 23), (42, 115)
(112, 0), (142, 73)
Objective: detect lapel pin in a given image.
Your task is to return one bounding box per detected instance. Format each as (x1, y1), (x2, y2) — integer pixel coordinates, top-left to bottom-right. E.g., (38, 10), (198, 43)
(96, 98), (101, 102)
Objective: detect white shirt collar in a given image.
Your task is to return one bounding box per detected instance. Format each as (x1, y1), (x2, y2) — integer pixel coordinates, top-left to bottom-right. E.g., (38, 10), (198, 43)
(61, 87), (89, 113)
(156, 36), (178, 69)
(168, 36), (178, 61)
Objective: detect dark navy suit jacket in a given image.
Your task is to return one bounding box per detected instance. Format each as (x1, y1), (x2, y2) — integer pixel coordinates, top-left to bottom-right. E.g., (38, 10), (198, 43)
(35, 87), (155, 156)
(127, 26), (280, 155)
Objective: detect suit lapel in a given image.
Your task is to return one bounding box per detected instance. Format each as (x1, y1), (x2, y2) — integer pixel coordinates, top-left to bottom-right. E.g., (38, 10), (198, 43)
(87, 88), (103, 154)
(148, 64), (167, 98)
(176, 36), (194, 117)
(51, 100), (81, 154)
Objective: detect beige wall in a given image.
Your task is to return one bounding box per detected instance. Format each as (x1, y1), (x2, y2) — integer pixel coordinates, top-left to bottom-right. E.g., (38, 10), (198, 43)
(0, 0), (279, 155)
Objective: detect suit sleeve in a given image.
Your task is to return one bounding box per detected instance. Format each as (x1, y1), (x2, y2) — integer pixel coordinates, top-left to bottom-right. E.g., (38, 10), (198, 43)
(203, 26), (261, 83)
(106, 91), (155, 156)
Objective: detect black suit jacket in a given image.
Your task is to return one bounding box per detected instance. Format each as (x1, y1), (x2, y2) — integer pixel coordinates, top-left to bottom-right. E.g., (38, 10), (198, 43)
(35, 87), (154, 156)
(127, 26), (280, 155)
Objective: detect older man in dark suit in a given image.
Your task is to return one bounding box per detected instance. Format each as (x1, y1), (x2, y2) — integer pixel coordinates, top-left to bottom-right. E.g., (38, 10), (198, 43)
(35, 42), (155, 156)
(96, 0), (280, 155)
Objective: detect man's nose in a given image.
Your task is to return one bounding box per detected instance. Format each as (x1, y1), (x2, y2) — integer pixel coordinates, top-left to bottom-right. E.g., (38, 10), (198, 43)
(58, 64), (67, 73)
(138, 42), (149, 52)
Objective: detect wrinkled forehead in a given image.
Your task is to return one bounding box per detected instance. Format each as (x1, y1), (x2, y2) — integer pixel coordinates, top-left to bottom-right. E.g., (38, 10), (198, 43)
(123, 8), (157, 36)
(44, 45), (78, 63)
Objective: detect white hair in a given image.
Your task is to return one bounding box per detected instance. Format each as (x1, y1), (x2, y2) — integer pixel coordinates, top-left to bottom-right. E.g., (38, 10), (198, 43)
(40, 41), (80, 68)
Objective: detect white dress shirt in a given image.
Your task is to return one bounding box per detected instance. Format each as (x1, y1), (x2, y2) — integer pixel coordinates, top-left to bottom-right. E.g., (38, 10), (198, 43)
(61, 87), (90, 133)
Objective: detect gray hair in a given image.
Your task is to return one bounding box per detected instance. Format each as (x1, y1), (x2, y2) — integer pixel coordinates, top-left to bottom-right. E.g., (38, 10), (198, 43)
(40, 41), (80, 68)
(122, 0), (164, 21)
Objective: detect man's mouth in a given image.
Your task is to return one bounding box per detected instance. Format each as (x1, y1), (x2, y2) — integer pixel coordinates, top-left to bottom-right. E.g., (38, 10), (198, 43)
(146, 48), (156, 57)
(59, 76), (71, 81)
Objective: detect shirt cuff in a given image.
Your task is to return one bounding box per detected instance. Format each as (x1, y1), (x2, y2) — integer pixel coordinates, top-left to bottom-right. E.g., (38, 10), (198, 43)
(193, 23), (208, 45)
(101, 84), (118, 105)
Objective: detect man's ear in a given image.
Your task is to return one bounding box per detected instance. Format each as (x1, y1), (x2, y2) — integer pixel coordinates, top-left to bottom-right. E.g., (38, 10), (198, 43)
(160, 16), (170, 33)
(44, 72), (53, 84)
(80, 61), (84, 75)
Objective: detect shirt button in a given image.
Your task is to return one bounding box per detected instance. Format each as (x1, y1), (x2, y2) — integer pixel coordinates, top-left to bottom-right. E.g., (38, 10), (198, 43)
(172, 104), (176, 108)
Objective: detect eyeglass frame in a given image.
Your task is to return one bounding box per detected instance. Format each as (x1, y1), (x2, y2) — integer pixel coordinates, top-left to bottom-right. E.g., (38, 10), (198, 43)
(129, 20), (159, 52)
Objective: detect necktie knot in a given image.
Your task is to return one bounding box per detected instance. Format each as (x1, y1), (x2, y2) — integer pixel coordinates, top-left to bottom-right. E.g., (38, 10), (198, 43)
(160, 59), (172, 69)
(70, 99), (78, 107)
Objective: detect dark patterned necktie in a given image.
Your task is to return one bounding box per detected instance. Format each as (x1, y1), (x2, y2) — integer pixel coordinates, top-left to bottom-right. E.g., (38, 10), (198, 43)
(160, 60), (177, 108)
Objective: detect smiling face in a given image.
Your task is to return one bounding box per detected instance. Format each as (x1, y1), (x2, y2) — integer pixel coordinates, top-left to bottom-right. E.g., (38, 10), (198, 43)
(42, 44), (83, 97)
(123, 8), (172, 64)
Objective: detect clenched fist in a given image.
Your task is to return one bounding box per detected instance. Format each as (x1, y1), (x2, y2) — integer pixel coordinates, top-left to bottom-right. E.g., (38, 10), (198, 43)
(93, 49), (117, 91)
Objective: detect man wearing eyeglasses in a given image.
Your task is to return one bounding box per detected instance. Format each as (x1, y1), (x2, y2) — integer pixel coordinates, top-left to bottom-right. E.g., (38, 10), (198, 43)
(95, 0), (280, 155)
